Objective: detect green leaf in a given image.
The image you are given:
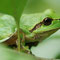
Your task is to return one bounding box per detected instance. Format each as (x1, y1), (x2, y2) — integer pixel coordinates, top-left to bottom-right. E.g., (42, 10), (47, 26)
(0, 0), (27, 21)
(31, 30), (60, 59)
(0, 44), (58, 60)
(0, 44), (37, 60)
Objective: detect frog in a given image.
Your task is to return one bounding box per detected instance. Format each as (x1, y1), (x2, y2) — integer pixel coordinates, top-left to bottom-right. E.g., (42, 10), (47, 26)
(0, 9), (60, 51)
(18, 9), (60, 52)
(20, 9), (60, 44)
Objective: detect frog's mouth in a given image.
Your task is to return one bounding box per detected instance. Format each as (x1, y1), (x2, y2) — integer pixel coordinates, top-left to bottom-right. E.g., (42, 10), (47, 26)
(25, 28), (59, 48)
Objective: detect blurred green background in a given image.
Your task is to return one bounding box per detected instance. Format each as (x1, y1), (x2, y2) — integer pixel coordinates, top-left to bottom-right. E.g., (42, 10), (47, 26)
(24, 0), (60, 16)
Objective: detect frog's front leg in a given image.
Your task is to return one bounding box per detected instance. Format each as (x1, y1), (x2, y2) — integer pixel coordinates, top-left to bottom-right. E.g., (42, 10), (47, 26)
(16, 30), (30, 54)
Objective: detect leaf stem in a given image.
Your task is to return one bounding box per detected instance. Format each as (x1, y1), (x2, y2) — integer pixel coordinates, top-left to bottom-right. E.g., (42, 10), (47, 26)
(16, 22), (20, 51)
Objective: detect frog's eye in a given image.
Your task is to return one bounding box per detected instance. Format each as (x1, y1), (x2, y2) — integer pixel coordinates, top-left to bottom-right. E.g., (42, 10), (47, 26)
(43, 17), (53, 26)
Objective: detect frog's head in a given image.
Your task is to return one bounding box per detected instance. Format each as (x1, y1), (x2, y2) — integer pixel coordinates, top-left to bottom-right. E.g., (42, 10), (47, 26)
(20, 9), (60, 42)
(29, 9), (60, 33)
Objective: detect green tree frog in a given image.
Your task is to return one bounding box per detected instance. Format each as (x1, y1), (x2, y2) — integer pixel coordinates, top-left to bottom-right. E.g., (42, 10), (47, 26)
(0, 9), (60, 46)
(20, 9), (60, 44)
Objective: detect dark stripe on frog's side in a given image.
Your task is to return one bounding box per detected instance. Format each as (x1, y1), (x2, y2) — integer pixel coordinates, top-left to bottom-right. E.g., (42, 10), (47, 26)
(29, 22), (43, 32)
